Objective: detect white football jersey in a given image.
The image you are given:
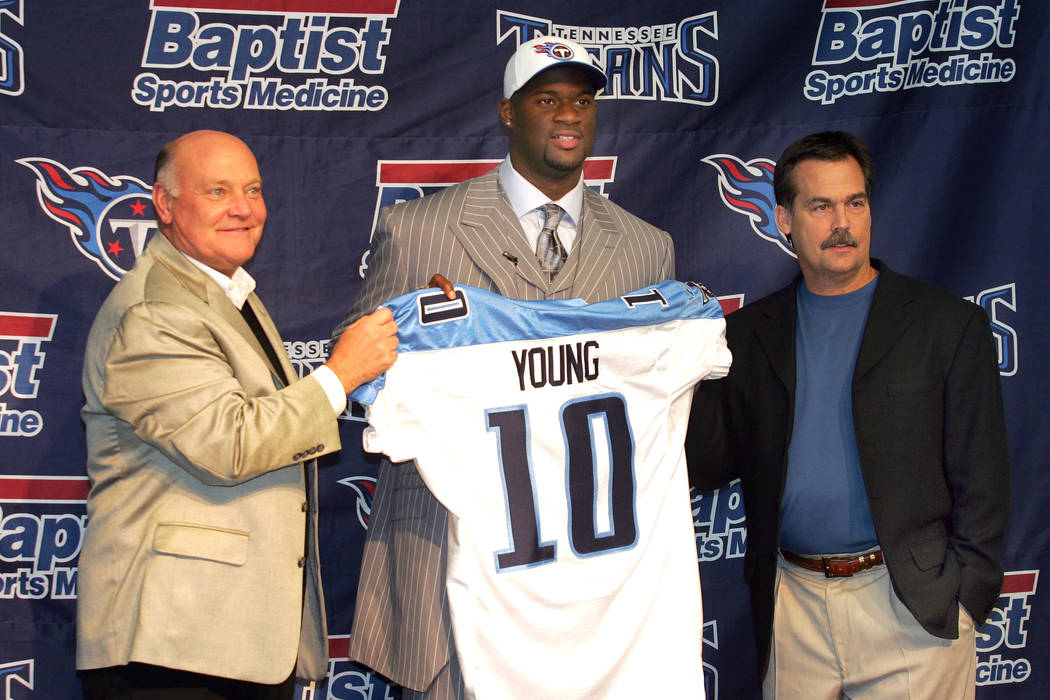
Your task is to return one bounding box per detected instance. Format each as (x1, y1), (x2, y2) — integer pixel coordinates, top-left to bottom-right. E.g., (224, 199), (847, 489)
(354, 281), (730, 699)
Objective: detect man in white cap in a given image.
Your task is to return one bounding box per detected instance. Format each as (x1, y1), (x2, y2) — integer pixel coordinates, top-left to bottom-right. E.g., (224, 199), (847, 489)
(335, 35), (677, 699)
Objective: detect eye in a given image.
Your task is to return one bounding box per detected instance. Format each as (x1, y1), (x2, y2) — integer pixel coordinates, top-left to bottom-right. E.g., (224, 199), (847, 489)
(247, 186), (262, 197)
(208, 187), (226, 197)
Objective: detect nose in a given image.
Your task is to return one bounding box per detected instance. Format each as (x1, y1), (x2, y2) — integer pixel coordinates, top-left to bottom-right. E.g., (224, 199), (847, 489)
(227, 193), (252, 218)
(553, 100), (581, 124)
(832, 203), (850, 229)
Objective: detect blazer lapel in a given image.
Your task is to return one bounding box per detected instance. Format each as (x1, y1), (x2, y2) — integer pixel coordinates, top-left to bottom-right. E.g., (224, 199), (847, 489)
(148, 234), (292, 388)
(754, 283), (798, 397)
(854, 262), (914, 382)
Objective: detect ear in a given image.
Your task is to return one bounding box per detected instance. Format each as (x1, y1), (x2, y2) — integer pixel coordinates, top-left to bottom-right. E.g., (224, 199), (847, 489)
(498, 98), (513, 127)
(774, 204), (792, 241)
(153, 183), (174, 226)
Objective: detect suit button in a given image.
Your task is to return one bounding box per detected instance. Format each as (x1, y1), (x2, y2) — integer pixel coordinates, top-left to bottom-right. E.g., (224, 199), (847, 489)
(301, 501), (308, 512)
(298, 556), (306, 568)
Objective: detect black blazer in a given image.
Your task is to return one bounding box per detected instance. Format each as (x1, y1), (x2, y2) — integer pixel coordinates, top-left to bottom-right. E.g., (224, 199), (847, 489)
(687, 260), (1010, 676)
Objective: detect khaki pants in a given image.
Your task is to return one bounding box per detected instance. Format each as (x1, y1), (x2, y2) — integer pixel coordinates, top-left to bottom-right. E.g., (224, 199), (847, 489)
(763, 552), (976, 699)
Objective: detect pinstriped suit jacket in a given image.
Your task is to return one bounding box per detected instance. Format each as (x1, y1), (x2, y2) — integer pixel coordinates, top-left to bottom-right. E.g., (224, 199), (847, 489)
(336, 167), (674, 693)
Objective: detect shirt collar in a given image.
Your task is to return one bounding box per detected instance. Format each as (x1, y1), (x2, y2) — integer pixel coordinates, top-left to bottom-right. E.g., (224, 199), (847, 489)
(182, 253), (257, 310)
(499, 156), (584, 225)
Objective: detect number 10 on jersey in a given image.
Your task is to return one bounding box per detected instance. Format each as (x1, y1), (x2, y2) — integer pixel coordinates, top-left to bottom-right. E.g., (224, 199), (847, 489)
(486, 393), (638, 572)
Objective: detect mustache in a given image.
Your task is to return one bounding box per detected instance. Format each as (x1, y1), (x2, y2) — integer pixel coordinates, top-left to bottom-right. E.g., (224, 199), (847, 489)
(820, 228), (858, 249)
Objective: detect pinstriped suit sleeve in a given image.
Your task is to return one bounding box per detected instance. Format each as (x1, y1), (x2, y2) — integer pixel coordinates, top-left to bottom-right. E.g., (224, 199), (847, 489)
(331, 206), (410, 342)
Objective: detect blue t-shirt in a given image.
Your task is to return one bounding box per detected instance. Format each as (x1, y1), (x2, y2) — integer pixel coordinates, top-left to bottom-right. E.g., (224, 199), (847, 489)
(779, 277), (880, 555)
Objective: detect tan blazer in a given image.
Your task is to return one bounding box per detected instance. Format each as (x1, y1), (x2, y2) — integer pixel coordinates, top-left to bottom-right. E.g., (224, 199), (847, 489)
(77, 232), (340, 684)
(335, 168), (675, 694)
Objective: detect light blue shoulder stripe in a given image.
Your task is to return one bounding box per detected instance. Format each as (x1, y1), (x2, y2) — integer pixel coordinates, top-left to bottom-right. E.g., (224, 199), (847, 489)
(350, 280), (722, 404)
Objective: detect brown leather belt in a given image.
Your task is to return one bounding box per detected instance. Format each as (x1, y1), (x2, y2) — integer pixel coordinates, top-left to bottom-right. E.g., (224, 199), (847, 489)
(780, 549), (884, 578)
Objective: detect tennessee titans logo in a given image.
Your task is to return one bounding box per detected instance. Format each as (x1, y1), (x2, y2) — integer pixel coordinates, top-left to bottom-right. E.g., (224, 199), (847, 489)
(19, 158), (156, 280)
(0, 659), (33, 699)
(534, 41), (574, 61)
(703, 154), (795, 258)
(337, 475), (376, 529)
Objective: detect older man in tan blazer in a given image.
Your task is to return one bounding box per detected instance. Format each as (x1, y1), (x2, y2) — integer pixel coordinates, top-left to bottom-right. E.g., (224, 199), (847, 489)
(76, 130), (398, 700)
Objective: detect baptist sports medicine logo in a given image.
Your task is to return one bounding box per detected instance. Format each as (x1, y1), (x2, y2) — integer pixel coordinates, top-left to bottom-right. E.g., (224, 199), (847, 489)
(0, 312), (56, 438)
(135, 0), (397, 112)
(0, 475), (88, 600)
(692, 482), (747, 562)
(0, 0), (23, 96)
(19, 158), (155, 280)
(805, 0), (1021, 105)
(0, 659), (33, 699)
(976, 570), (1039, 686)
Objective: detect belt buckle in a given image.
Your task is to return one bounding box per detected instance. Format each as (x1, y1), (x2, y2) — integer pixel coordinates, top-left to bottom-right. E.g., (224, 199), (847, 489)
(820, 556), (855, 578)
(821, 557), (837, 578)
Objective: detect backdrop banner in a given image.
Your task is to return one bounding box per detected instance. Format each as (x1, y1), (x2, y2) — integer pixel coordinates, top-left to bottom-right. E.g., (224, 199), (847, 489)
(0, 1), (1044, 698)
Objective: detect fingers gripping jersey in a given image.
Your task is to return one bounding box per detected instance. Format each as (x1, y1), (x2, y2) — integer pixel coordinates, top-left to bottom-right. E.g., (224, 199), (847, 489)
(354, 281), (731, 699)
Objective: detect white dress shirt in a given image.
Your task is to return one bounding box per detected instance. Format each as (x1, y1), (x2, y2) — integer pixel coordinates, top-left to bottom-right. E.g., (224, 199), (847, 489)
(183, 253), (347, 414)
(498, 157), (584, 254)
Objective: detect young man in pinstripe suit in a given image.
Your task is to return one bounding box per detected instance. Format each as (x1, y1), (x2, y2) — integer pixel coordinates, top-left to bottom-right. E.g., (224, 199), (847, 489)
(333, 35), (677, 699)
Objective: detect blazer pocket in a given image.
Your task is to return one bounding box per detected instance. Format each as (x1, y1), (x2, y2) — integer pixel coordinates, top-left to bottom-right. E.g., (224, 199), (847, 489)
(886, 379), (936, 396)
(909, 537), (947, 571)
(153, 521), (249, 566)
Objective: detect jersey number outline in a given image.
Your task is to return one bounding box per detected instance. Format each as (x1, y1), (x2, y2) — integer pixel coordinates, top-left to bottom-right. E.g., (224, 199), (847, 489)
(486, 394), (638, 572)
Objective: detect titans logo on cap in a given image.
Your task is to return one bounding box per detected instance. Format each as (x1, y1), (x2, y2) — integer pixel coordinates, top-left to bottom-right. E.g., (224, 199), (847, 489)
(534, 41), (574, 61)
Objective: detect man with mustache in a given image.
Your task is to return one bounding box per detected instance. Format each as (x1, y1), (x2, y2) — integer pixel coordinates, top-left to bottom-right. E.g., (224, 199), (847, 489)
(687, 131), (1009, 698)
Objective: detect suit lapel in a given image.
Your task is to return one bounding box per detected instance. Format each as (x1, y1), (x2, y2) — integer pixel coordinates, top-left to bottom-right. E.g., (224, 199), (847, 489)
(557, 188), (621, 299)
(854, 262), (914, 382)
(455, 170), (547, 297)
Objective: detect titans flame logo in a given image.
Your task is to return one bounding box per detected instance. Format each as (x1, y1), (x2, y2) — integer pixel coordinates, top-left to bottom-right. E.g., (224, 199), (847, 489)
(19, 158), (155, 280)
(703, 154), (795, 258)
(534, 41), (574, 60)
(337, 475), (376, 530)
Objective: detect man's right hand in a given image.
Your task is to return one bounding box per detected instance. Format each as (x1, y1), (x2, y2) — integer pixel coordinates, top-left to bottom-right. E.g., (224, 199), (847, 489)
(325, 307), (398, 393)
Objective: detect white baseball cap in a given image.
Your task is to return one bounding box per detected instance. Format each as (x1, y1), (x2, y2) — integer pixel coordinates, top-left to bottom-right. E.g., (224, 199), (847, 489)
(503, 35), (607, 99)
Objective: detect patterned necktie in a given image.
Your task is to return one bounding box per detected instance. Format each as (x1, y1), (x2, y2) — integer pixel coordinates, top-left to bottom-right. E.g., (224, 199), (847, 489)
(535, 202), (566, 278)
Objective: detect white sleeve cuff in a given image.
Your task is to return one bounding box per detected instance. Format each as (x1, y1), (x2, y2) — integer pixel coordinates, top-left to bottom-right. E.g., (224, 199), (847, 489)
(310, 364), (348, 415)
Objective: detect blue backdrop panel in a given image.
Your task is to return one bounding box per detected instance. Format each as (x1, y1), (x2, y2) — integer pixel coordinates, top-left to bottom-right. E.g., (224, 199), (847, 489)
(0, 1), (1045, 698)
